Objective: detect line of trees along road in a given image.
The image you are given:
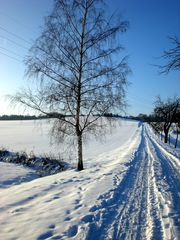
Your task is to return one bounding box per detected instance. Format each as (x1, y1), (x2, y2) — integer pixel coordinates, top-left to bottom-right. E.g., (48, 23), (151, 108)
(149, 97), (180, 148)
(154, 35), (180, 147)
(10, 0), (130, 170)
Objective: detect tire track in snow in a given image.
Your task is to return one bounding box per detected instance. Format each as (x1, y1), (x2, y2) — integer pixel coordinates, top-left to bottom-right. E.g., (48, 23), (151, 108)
(85, 126), (151, 240)
(145, 126), (180, 239)
(84, 124), (180, 240)
(146, 135), (165, 240)
(107, 126), (166, 240)
(111, 128), (150, 240)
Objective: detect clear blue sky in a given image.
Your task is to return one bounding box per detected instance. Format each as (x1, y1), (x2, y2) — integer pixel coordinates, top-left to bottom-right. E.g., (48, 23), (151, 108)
(0, 0), (179, 116)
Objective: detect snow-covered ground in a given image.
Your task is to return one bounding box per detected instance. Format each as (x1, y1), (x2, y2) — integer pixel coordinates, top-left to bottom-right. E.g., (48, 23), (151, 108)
(0, 119), (138, 165)
(0, 120), (60, 157)
(0, 119), (179, 240)
(0, 162), (39, 189)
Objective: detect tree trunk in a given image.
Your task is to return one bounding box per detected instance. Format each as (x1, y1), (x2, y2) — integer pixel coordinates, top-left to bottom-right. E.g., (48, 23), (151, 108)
(76, 6), (87, 172)
(175, 131), (178, 148)
(168, 134), (171, 145)
(164, 131), (168, 143)
(77, 133), (83, 171)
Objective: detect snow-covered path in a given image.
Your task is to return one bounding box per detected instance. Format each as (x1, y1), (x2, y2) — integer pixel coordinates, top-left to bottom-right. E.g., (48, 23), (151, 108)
(83, 125), (180, 240)
(0, 121), (179, 240)
(145, 126), (180, 240)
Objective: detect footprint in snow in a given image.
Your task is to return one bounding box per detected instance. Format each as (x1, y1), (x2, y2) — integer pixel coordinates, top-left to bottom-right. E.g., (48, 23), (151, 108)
(81, 214), (94, 223)
(64, 216), (71, 221)
(11, 207), (24, 214)
(37, 230), (53, 240)
(89, 205), (98, 212)
(49, 224), (56, 229)
(66, 209), (71, 214)
(67, 225), (78, 237)
(74, 204), (82, 210)
(53, 195), (60, 200)
(75, 199), (81, 204)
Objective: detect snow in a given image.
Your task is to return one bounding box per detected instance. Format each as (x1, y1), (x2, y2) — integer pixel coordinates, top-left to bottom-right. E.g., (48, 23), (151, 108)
(0, 162), (38, 189)
(0, 120), (59, 156)
(0, 119), (179, 240)
(0, 119), (139, 164)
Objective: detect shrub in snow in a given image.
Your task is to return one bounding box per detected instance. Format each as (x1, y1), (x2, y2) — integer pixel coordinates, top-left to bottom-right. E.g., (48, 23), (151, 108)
(0, 149), (9, 157)
(0, 149), (67, 176)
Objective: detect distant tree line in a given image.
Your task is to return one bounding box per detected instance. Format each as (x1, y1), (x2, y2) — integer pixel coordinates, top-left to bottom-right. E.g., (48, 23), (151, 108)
(0, 115), (50, 121)
(0, 113), (140, 121)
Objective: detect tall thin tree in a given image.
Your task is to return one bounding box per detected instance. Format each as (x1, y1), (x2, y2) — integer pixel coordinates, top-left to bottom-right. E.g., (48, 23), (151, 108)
(11, 0), (129, 170)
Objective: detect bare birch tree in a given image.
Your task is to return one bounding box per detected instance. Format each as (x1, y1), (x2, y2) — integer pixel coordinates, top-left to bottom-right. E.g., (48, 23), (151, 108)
(11, 0), (129, 170)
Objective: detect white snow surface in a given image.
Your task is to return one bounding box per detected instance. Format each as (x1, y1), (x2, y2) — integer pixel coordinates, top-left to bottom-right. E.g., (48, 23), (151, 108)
(0, 162), (39, 189)
(0, 119), (179, 240)
(0, 120), (59, 156)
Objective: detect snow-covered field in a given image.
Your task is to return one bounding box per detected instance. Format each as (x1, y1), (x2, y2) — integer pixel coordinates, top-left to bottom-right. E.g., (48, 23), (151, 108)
(0, 120), (60, 157)
(0, 119), (139, 166)
(0, 119), (179, 240)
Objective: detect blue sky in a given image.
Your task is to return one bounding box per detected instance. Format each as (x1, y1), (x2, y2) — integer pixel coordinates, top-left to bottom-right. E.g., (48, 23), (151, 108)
(0, 0), (179, 116)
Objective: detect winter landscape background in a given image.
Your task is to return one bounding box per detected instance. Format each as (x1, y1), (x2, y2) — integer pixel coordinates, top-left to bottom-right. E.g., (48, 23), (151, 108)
(0, 119), (180, 239)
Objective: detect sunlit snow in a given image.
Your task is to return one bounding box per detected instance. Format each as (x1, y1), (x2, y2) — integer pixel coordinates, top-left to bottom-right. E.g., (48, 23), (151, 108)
(0, 119), (179, 240)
